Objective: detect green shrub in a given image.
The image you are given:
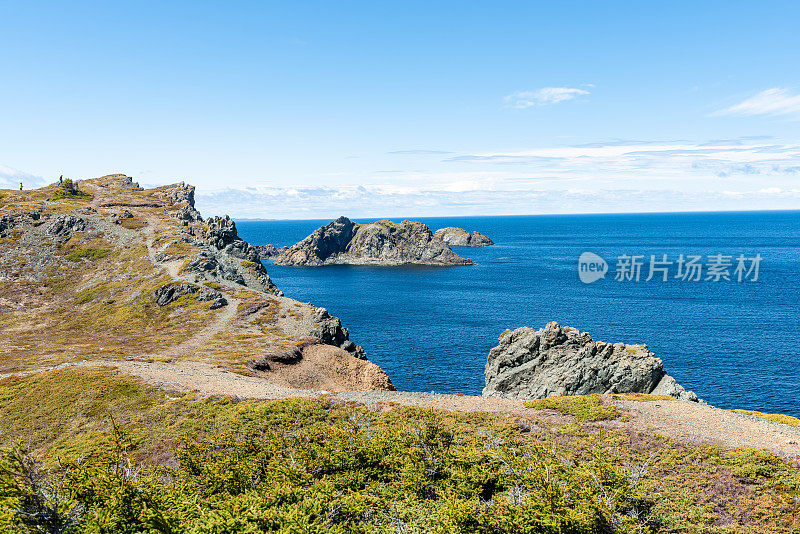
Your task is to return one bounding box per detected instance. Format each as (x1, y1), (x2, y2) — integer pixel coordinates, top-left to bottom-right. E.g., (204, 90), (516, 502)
(525, 394), (620, 421)
(0, 397), (649, 533)
(50, 179), (92, 201)
(65, 247), (112, 262)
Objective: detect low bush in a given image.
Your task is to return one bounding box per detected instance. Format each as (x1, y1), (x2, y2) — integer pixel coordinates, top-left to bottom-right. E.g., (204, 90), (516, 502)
(0, 372), (797, 533)
(50, 179), (92, 201)
(525, 394), (620, 421)
(65, 247), (112, 262)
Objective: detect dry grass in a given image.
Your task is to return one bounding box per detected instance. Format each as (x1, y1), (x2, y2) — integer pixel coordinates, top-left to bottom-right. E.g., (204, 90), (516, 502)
(733, 409), (800, 428)
(618, 392), (677, 402)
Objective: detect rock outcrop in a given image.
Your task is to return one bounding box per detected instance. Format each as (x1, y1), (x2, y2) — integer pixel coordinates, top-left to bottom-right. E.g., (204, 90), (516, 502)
(152, 282), (228, 309)
(273, 216), (473, 266)
(254, 244), (287, 259)
(434, 227), (494, 247)
(483, 322), (698, 401)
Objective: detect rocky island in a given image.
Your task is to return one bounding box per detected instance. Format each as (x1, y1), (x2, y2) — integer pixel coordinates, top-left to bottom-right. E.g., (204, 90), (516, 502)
(434, 226), (494, 246)
(483, 321), (699, 401)
(273, 216), (474, 266)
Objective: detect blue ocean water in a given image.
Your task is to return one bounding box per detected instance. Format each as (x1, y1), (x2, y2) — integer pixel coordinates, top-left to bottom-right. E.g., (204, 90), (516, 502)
(236, 212), (800, 416)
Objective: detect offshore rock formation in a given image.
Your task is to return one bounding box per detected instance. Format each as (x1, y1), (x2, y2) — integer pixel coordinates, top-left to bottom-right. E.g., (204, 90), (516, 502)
(483, 322), (698, 401)
(274, 216), (473, 266)
(254, 244), (288, 259)
(434, 226), (494, 247)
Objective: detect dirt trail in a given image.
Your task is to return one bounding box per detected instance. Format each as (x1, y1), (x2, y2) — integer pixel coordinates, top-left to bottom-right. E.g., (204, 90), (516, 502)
(137, 216), (242, 358)
(12, 358), (792, 460)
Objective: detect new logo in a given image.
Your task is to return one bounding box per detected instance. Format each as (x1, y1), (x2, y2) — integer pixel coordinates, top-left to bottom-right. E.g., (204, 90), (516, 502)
(578, 252), (608, 284)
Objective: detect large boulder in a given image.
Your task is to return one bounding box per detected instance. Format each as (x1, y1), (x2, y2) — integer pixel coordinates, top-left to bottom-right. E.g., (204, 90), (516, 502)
(434, 227), (494, 247)
(483, 322), (698, 401)
(274, 216), (473, 266)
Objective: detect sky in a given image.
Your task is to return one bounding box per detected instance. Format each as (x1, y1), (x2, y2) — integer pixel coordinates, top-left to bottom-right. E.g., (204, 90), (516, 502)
(1, 1), (799, 218)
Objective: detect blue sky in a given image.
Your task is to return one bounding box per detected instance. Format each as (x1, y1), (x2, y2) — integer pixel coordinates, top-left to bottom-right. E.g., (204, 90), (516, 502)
(2, 1), (799, 218)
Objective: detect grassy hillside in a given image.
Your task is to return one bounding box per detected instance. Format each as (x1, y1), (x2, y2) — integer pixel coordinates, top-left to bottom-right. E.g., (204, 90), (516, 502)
(0, 175), (390, 390)
(0, 370), (798, 533)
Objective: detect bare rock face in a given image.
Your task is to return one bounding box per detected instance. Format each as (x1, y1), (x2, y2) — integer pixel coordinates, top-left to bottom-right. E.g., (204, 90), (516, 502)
(483, 322), (698, 401)
(249, 341), (394, 391)
(254, 244), (287, 259)
(188, 214), (282, 296)
(274, 216), (473, 266)
(46, 214), (87, 241)
(434, 227), (494, 247)
(152, 282), (228, 309)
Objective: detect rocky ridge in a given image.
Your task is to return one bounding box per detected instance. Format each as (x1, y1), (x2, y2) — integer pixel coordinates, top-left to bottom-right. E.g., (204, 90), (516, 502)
(273, 216), (473, 266)
(434, 226), (494, 247)
(483, 322), (698, 401)
(0, 175), (386, 390)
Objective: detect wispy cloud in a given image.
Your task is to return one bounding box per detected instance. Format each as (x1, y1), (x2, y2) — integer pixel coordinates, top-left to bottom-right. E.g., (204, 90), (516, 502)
(714, 88), (800, 119)
(388, 150), (453, 155)
(505, 87), (590, 109)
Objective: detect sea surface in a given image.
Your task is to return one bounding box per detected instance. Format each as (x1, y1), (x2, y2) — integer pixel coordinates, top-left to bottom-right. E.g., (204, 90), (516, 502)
(236, 212), (800, 417)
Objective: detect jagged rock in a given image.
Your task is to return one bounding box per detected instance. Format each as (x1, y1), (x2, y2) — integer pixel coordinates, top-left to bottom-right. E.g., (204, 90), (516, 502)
(115, 175), (143, 190)
(651, 374), (698, 402)
(309, 307), (366, 359)
(153, 283), (200, 306)
(152, 282), (228, 309)
(274, 216), (473, 266)
(165, 182), (202, 223)
(254, 244), (287, 259)
(46, 215), (87, 240)
(184, 226), (282, 297)
(483, 322), (698, 402)
(115, 210), (134, 220)
(197, 286), (228, 309)
(434, 227), (494, 247)
(202, 216), (260, 262)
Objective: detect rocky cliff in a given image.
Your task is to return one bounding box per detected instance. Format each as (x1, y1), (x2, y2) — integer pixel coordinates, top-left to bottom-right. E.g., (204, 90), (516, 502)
(434, 226), (494, 247)
(483, 322), (698, 401)
(0, 175), (390, 391)
(273, 216), (473, 266)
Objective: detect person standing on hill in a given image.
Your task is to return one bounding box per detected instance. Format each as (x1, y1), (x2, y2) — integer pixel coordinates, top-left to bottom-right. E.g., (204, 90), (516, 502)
(19, 182), (23, 190)
(59, 175), (63, 184)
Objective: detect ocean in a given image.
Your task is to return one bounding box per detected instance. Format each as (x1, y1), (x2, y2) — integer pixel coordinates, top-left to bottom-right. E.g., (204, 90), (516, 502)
(236, 211), (800, 417)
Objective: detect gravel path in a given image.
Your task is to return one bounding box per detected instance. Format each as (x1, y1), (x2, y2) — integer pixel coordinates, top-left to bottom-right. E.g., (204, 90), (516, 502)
(613, 398), (800, 459)
(14, 359), (792, 460)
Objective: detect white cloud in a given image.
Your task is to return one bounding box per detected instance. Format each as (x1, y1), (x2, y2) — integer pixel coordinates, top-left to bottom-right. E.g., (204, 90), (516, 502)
(191, 136), (800, 218)
(0, 165), (47, 189)
(504, 87), (590, 109)
(714, 88), (800, 119)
